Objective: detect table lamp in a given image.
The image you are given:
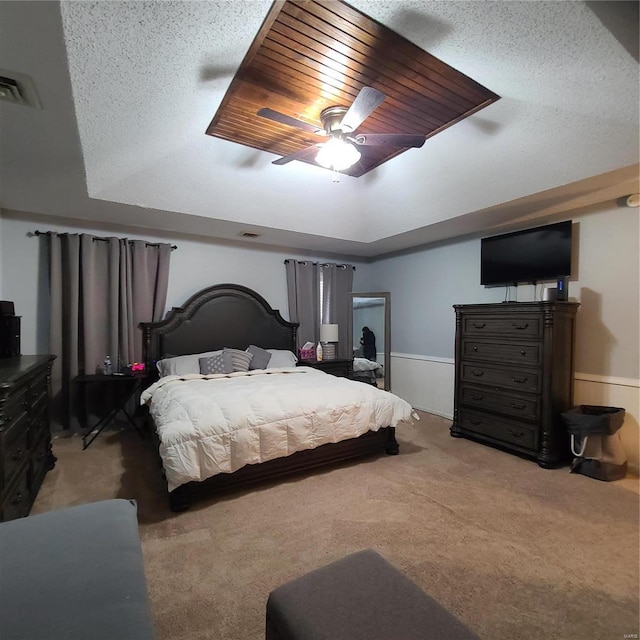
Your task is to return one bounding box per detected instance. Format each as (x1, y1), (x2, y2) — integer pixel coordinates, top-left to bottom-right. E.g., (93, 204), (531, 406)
(320, 324), (339, 360)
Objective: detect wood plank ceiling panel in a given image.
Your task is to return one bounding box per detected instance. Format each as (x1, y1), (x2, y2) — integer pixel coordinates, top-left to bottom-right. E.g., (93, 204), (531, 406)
(206, 0), (500, 177)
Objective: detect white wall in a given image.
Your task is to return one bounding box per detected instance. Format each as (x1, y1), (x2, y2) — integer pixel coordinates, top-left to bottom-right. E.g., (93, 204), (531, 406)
(0, 212), (370, 355)
(368, 203), (640, 470)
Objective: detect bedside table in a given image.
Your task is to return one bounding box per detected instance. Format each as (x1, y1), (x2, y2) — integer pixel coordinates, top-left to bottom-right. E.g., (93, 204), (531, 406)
(297, 358), (353, 378)
(74, 373), (150, 449)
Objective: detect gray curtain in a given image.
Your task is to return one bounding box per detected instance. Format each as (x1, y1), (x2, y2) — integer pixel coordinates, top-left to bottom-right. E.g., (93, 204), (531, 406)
(285, 259), (354, 359)
(319, 263), (354, 359)
(285, 260), (319, 350)
(47, 233), (171, 432)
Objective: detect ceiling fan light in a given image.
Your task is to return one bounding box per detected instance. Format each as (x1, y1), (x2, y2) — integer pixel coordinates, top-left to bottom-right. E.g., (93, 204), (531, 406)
(315, 137), (361, 171)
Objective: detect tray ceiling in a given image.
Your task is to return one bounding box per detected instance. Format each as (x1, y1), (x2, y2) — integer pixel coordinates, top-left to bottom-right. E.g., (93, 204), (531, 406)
(206, 0), (500, 177)
(0, 1), (638, 257)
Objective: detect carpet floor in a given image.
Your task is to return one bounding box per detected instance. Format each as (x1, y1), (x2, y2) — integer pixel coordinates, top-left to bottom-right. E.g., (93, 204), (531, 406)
(32, 412), (639, 640)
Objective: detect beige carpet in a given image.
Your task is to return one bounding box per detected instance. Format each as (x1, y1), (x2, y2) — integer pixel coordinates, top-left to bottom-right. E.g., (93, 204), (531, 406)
(33, 412), (639, 640)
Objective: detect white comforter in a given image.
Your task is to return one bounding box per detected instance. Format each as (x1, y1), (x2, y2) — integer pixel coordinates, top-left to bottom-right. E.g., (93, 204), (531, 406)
(141, 367), (414, 491)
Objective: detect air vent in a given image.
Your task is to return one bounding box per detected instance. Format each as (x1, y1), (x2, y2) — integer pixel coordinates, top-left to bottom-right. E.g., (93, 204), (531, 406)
(239, 231), (261, 238)
(0, 70), (42, 108)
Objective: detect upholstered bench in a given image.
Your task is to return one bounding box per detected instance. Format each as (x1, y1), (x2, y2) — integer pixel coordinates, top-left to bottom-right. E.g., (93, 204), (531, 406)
(266, 549), (479, 640)
(0, 499), (156, 640)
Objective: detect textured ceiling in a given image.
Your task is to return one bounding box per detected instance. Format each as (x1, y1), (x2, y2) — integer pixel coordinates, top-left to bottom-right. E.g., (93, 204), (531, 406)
(206, 0), (499, 177)
(0, 1), (638, 258)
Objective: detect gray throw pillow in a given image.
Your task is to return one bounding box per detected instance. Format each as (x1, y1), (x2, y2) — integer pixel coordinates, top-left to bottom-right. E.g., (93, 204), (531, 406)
(223, 347), (253, 372)
(246, 345), (272, 370)
(199, 353), (232, 375)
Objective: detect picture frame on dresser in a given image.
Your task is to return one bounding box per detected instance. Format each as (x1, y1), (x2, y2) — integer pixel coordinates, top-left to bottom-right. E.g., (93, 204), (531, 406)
(0, 355), (56, 521)
(451, 302), (579, 468)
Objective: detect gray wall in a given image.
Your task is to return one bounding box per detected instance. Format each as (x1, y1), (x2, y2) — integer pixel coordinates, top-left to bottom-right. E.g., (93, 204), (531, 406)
(0, 212), (370, 356)
(2, 201), (637, 381)
(367, 203), (639, 380)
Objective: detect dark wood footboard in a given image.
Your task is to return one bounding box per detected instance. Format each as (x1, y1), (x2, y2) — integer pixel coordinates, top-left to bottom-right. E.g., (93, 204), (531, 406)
(162, 426), (398, 512)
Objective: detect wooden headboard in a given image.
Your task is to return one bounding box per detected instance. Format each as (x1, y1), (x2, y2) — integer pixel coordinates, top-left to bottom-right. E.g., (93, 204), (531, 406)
(140, 284), (298, 367)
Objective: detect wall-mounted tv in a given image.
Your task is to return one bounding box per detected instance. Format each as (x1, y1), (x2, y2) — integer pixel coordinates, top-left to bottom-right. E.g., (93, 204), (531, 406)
(481, 220), (572, 286)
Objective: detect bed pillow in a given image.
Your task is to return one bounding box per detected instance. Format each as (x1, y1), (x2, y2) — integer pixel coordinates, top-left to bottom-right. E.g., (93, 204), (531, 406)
(223, 347), (253, 372)
(199, 353), (232, 375)
(157, 350), (222, 377)
(266, 349), (298, 368)
(246, 345), (272, 370)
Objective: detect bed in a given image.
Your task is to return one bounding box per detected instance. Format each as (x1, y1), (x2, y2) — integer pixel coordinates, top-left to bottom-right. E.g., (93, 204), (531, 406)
(352, 355), (384, 385)
(140, 284), (414, 511)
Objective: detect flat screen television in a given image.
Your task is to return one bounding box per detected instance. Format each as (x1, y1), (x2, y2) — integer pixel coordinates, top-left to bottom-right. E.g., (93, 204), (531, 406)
(481, 220), (572, 286)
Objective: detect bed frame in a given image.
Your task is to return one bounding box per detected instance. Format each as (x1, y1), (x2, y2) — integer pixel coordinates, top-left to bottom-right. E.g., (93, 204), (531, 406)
(141, 284), (399, 512)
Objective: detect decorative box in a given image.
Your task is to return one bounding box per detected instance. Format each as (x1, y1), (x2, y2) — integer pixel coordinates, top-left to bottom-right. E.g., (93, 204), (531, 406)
(299, 347), (315, 360)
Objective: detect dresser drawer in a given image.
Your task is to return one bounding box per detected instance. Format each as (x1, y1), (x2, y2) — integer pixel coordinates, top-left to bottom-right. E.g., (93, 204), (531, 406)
(461, 314), (543, 339)
(460, 362), (541, 393)
(1, 412), (29, 488)
(0, 384), (29, 428)
(27, 400), (48, 447)
(28, 369), (49, 405)
(1, 470), (30, 521)
(460, 385), (540, 422)
(462, 339), (542, 367)
(459, 409), (537, 451)
(29, 432), (50, 493)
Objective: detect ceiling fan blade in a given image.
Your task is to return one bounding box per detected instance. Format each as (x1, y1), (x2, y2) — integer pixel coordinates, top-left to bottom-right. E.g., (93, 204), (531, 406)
(257, 108), (321, 135)
(340, 87), (386, 132)
(272, 145), (320, 165)
(351, 133), (426, 148)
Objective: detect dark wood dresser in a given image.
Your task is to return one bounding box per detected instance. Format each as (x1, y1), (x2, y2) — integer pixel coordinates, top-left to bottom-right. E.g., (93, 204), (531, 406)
(298, 358), (354, 378)
(451, 302), (578, 467)
(0, 355), (56, 521)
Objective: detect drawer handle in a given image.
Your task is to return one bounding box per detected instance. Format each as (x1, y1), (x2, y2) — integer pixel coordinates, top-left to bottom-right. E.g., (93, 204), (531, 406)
(11, 492), (23, 505)
(470, 370), (484, 377)
(470, 419), (482, 425)
(472, 346), (478, 352)
(11, 448), (24, 461)
(512, 323), (529, 330)
(520, 350), (526, 356)
(472, 323), (486, 329)
(512, 376), (528, 384)
(508, 428), (524, 439)
(511, 402), (526, 410)
(471, 394), (484, 401)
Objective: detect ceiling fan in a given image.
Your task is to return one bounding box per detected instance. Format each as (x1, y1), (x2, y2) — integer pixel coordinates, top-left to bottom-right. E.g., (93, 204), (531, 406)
(257, 87), (425, 172)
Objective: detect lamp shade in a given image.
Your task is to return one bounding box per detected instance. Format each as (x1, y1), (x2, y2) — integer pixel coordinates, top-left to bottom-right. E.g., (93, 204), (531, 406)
(316, 138), (361, 171)
(320, 323), (339, 343)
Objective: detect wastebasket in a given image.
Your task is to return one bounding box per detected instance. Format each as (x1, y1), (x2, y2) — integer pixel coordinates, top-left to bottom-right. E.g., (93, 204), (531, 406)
(560, 405), (627, 481)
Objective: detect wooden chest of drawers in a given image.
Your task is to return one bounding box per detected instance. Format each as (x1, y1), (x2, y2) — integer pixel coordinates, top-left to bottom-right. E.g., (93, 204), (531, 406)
(451, 302), (578, 467)
(0, 355), (56, 521)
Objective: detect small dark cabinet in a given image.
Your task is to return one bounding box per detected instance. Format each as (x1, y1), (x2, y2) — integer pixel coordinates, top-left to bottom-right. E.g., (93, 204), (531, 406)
(0, 355), (56, 521)
(451, 302), (578, 467)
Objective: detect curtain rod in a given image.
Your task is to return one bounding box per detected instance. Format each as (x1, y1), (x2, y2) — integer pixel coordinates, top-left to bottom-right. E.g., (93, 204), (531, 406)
(32, 230), (177, 250)
(283, 259), (356, 270)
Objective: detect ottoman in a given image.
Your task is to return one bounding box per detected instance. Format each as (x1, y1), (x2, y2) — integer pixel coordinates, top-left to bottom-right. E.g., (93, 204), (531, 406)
(266, 549), (479, 640)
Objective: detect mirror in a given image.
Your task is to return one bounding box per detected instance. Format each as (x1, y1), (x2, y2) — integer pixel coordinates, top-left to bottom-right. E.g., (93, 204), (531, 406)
(348, 292), (391, 391)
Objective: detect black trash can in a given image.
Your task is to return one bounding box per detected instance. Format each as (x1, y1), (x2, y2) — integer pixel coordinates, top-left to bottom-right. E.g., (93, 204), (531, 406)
(561, 405), (627, 481)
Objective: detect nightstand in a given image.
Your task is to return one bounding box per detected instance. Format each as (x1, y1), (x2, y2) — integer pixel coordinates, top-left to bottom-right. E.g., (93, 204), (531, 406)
(297, 358), (353, 379)
(74, 373), (150, 449)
